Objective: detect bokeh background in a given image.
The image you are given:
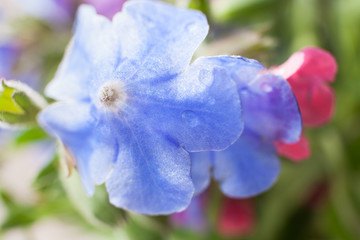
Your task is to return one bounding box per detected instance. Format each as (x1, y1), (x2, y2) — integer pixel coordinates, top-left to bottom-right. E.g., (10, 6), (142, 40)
(0, 0), (359, 239)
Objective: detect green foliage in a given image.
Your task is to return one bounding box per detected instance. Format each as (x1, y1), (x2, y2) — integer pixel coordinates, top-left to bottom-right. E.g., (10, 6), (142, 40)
(0, 157), (73, 231)
(14, 127), (49, 146)
(124, 215), (167, 240)
(0, 80), (47, 127)
(0, 82), (24, 114)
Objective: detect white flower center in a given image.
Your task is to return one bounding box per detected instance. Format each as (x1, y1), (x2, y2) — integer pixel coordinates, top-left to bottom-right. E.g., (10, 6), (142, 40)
(97, 82), (127, 112)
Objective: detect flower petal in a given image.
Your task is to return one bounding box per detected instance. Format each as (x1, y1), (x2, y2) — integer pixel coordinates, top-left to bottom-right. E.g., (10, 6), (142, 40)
(290, 76), (335, 127)
(87, 120), (118, 185)
(105, 116), (194, 215)
(190, 151), (213, 195)
(45, 5), (116, 101)
(272, 47), (337, 82)
(275, 133), (310, 161)
(37, 101), (95, 140)
(193, 56), (265, 90)
(298, 47), (337, 82)
(110, 0), (209, 85)
(38, 101), (95, 194)
(213, 130), (280, 198)
(126, 56), (243, 152)
(241, 73), (302, 143)
(38, 102), (118, 193)
(217, 198), (255, 238)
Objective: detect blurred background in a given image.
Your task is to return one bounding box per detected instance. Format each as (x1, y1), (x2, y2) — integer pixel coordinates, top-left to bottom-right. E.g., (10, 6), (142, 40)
(0, 0), (360, 239)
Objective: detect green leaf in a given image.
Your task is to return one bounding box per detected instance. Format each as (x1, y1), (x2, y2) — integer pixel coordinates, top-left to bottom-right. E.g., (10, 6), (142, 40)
(0, 79), (47, 128)
(14, 127), (49, 146)
(33, 155), (60, 192)
(0, 80), (24, 114)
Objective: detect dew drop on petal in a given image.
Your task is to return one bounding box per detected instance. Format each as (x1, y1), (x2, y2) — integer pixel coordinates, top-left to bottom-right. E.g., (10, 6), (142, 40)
(208, 98), (216, 105)
(261, 83), (273, 92)
(182, 110), (199, 127)
(185, 22), (198, 33)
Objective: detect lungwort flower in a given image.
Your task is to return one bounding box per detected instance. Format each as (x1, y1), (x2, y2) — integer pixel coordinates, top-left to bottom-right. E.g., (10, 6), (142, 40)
(217, 198), (255, 238)
(38, 1), (243, 215)
(171, 192), (255, 237)
(272, 47), (337, 161)
(191, 57), (302, 197)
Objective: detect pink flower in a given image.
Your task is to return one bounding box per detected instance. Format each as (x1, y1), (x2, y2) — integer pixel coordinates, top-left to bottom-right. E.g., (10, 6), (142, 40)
(274, 133), (310, 162)
(217, 198), (255, 238)
(271, 47), (337, 161)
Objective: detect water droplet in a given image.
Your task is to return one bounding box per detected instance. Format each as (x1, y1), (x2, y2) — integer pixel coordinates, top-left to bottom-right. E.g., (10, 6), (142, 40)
(182, 110), (199, 128)
(261, 83), (273, 92)
(185, 22), (198, 32)
(208, 98), (216, 105)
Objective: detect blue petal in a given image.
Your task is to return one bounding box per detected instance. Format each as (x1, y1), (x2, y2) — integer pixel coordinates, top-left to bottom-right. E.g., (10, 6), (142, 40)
(38, 101), (95, 194)
(37, 101), (95, 140)
(46, 2), (209, 101)
(110, 0), (209, 86)
(241, 73), (302, 143)
(195, 56), (301, 143)
(105, 116), (193, 215)
(213, 129), (280, 198)
(190, 151), (213, 195)
(72, 6), (117, 72)
(87, 120), (118, 185)
(45, 5), (116, 101)
(124, 56), (243, 152)
(194, 56), (265, 90)
(38, 102), (117, 194)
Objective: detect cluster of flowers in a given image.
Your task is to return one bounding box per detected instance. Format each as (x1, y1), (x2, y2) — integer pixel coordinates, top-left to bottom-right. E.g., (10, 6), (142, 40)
(2, 0), (336, 218)
(171, 45), (336, 236)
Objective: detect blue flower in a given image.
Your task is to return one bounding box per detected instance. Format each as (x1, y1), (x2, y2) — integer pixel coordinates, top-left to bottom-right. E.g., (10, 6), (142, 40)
(38, 1), (243, 215)
(190, 56), (302, 197)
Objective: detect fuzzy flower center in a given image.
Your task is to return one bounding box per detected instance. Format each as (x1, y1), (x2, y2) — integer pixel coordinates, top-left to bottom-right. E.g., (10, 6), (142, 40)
(97, 82), (127, 112)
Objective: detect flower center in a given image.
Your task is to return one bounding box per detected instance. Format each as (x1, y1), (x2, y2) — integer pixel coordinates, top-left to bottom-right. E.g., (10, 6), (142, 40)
(97, 82), (127, 112)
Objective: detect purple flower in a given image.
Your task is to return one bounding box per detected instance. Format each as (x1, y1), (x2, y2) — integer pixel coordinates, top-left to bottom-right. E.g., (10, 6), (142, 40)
(38, 1), (243, 214)
(84, 0), (127, 19)
(191, 56), (302, 197)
